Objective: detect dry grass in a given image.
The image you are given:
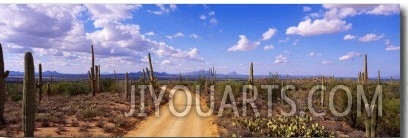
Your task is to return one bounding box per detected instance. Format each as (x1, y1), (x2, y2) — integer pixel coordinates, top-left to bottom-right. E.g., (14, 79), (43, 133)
(0, 89), (169, 137)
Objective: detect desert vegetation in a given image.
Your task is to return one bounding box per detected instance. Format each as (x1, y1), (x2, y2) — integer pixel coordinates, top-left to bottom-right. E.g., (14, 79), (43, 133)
(0, 43), (400, 137)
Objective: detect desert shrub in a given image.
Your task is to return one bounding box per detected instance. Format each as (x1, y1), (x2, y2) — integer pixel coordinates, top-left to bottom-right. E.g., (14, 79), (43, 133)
(232, 115), (335, 137)
(52, 81), (89, 96)
(96, 119), (105, 128)
(114, 115), (132, 129)
(79, 123), (91, 132)
(76, 106), (99, 121)
(7, 111), (21, 124)
(36, 113), (57, 127)
(103, 125), (115, 133)
(101, 78), (116, 92)
(10, 92), (22, 102)
(215, 80), (245, 97)
(378, 98), (400, 136)
(71, 119), (79, 127)
(56, 126), (67, 135)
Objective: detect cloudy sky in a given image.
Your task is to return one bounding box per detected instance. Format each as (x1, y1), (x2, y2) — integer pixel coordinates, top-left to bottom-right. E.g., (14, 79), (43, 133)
(0, 4), (400, 77)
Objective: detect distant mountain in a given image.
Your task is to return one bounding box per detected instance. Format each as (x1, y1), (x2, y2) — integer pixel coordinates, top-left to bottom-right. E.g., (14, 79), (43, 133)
(227, 71), (239, 76)
(9, 71), (23, 76)
(42, 71), (62, 76)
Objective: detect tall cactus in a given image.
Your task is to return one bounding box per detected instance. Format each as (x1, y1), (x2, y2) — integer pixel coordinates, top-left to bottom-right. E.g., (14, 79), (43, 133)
(23, 52), (36, 137)
(125, 72), (129, 99)
(362, 54), (377, 137)
(36, 63), (43, 102)
(114, 70), (117, 81)
(249, 62), (254, 96)
(97, 64), (101, 93)
(0, 43), (9, 126)
(358, 72), (361, 84)
(139, 69), (146, 83)
(179, 73), (182, 82)
(48, 75), (52, 98)
(377, 70), (381, 85)
(321, 75), (325, 106)
(364, 54), (368, 83)
(88, 45), (97, 96)
(249, 62), (254, 85)
(147, 53), (156, 85)
(46, 82), (50, 99)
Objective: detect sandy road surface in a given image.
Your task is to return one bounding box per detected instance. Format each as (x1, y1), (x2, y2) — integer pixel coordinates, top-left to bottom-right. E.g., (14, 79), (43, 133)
(125, 89), (218, 137)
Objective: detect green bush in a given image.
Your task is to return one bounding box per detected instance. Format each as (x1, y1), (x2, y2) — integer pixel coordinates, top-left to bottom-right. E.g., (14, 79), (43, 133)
(233, 115), (335, 137)
(378, 98), (400, 136)
(52, 81), (89, 96)
(10, 92), (22, 102)
(101, 78), (115, 92)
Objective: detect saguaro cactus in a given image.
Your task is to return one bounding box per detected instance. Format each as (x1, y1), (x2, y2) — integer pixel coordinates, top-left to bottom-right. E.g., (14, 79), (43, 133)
(321, 75), (325, 106)
(364, 54), (368, 83)
(377, 70), (381, 85)
(358, 72), (362, 84)
(209, 67), (216, 85)
(139, 69), (146, 83)
(23, 52), (36, 137)
(125, 72), (129, 99)
(362, 54), (377, 137)
(114, 70), (117, 81)
(36, 63), (43, 102)
(148, 53), (155, 85)
(179, 73), (183, 82)
(0, 43), (9, 126)
(249, 62), (254, 85)
(248, 62), (254, 96)
(46, 82), (50, 99)
(88, 45), (97, 96)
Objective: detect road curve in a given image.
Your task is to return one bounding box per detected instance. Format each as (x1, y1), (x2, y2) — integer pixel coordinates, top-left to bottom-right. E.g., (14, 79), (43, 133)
(125, 89), (218, 137)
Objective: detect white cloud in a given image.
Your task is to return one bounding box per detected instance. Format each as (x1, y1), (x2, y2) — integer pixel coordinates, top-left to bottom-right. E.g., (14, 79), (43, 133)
(0, 4), (89, 51)
(288, 4), (398, 37)
(208, 11), (215, 16)
(161, 59), (172, 65)
(199, 15), (207, 20)
(343, 34), (356, 40)
(309, 52), (321, 57)
(189, 34), (199, 39)
(339, 52), (362, 61)
(174, 32), (184, 37)
(358, 33), (384, 42)
(148, 4), (176, 15)
(322, 4), (399, 17)
(262, 28), (278, 41)
(86, 4), (141, 21)
(275, 54), (288, 64)
(385, 45), (400, 51)
(286, 18), (351, 36)
(303, 6), (312, 12)
(228, 35), (260, 51)
(145, 31), (155, 36)
(321, 60), (332, 64)
(152, 41), (202, 61)
(0, 4), (204, 73)
(384, 39), (400, 51)
(278, 37), (290, 43)
(209, 18), (217, 24)
(166, 32), (185, 39)
(366, 4), (400, 15)
(264, 45), (274, 50)
(199, 11), (217, 26)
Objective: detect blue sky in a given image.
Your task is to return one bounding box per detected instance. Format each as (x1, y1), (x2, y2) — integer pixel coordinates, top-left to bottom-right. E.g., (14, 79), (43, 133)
(0, 4), (400, 77)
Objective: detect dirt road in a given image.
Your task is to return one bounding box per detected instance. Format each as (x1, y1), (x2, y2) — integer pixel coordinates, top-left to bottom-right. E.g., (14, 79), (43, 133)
(125, 89), (218, 137)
